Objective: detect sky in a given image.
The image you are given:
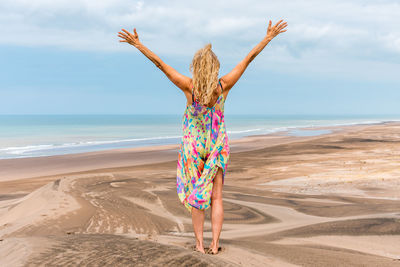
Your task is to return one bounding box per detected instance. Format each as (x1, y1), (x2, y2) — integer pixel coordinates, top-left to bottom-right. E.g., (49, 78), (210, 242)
(0, 0), (399, 115)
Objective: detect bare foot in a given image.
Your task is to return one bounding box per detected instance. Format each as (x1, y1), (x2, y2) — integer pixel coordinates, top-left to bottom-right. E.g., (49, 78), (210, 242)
(193, 244), (205, 254)
(208, 241), (221, 254)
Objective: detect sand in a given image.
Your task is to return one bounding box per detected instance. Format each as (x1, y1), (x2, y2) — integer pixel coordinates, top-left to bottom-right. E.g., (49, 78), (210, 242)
(0, 122), (400, 266)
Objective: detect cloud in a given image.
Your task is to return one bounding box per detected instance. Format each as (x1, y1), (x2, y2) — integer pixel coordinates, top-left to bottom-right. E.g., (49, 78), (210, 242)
(0, 0), (399, 81)
(380, 33), (400, 53)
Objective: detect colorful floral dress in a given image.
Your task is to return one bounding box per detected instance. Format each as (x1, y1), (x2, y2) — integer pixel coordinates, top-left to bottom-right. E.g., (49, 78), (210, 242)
(176, 79), (230, 213)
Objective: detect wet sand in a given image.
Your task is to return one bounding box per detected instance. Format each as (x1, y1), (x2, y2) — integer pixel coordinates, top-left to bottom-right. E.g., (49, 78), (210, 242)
(0, 122), (400, 266)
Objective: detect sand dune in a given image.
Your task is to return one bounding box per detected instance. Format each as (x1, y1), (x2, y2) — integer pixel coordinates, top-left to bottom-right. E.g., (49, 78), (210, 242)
(0, 177), (80, 238)
(1, 123), (400, 266)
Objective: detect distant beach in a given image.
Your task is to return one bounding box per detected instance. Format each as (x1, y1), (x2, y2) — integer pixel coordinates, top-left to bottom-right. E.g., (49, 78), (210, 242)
(1, 114), (399, 159)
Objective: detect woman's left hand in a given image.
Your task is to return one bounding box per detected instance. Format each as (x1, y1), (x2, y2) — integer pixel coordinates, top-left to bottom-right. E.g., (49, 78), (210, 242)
(118, 28), (141, 47)
(265, 20), (287, 41)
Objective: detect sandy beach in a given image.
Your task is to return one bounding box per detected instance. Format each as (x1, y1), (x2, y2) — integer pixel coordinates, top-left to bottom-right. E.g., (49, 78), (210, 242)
(1, 122), (400, 266)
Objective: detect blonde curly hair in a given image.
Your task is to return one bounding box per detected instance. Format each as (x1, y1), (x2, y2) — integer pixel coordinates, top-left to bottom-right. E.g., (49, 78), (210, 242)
(190, 43), (220, 106)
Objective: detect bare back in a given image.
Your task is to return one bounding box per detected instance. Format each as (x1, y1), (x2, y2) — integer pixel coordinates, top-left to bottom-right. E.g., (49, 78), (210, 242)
(185, 79), (229, 108)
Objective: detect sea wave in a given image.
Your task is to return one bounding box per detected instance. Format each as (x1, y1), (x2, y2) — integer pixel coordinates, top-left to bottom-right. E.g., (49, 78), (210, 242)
(0, 135), (182, 158)
(1, 119), (399, 159)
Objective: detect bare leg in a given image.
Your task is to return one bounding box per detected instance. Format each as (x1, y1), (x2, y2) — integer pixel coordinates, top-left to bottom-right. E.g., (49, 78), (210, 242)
(210, 167), (224, 253)
(191, 207), (205, 253)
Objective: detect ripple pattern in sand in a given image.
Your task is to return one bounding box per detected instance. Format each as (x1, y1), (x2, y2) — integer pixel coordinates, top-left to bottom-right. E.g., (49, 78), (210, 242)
(26, 234), (238, 266)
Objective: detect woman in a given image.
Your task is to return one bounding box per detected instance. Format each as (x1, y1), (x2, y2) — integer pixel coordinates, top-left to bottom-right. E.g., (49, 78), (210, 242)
(118, 19), (287, 254)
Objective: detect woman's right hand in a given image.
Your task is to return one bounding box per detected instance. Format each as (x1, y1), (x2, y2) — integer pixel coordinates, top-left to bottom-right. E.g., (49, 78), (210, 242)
(265, 19), (287, 41)
(118, 28), (141, 47)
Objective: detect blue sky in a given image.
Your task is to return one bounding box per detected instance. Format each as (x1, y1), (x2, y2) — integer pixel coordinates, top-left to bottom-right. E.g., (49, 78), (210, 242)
(0, 0), (399, 115)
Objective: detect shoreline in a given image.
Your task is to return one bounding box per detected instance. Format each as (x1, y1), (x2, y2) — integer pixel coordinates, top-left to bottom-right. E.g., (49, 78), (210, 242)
(1, 117), (399, 160)
(0, 121), (390, 182)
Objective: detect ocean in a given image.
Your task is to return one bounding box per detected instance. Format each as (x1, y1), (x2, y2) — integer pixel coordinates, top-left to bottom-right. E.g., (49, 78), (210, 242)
(0, 114), (399, 159)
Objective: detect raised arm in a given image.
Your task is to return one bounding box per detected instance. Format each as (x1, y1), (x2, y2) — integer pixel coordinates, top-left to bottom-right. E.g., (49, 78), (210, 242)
(220, 19), (287, 92)
(118, 28), (191, 93)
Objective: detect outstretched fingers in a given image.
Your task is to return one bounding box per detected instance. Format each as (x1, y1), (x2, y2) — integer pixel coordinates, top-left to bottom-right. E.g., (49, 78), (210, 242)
(265, 19), (288, 39)
(118, 33), (127, 39)
(273, 19), (283, 28)
(277, 22), (288, 31)
(118, 27), (141, 47)
(121, 29), (133, 37)
(118, 35), (129, 43)
(118, 30), (129, 38)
